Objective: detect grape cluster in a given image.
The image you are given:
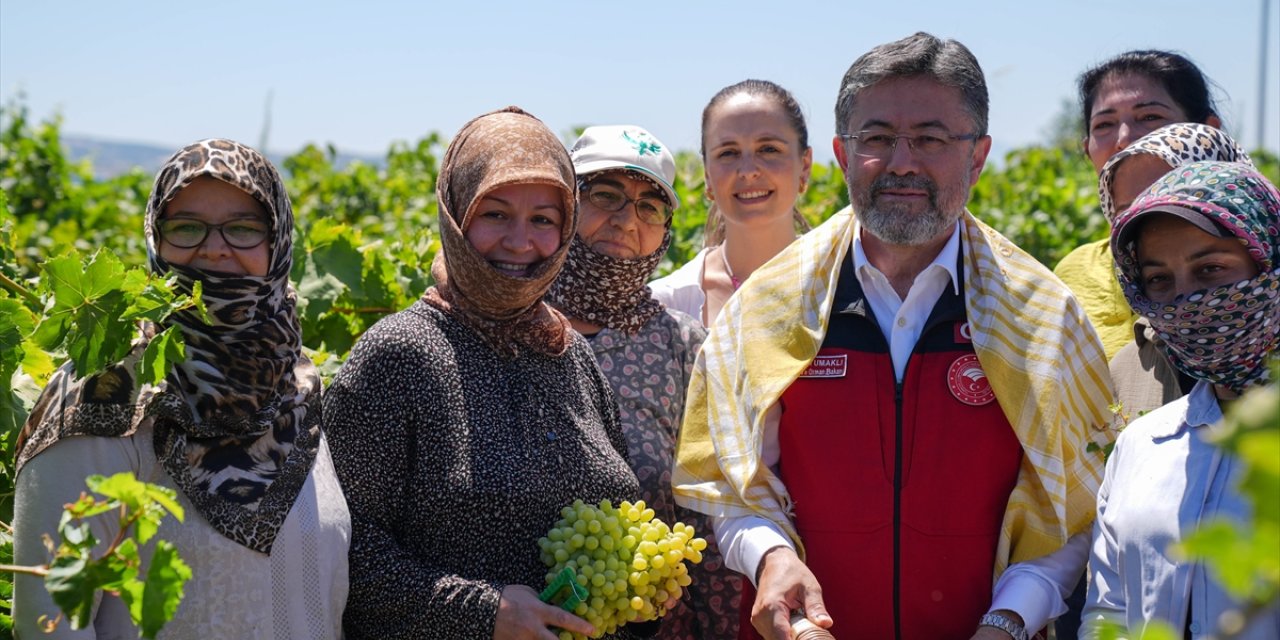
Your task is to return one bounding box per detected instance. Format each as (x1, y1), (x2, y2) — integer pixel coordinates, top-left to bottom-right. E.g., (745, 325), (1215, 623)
(538, 499), (708, 639)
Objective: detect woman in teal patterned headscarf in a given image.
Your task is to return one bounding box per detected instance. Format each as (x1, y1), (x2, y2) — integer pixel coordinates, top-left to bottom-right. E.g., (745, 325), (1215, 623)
(1111, 160), (1280, 395)
(1083, 160), (1280, 639)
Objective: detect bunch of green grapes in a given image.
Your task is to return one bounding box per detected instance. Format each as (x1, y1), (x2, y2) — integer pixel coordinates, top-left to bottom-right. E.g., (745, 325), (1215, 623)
(538, 499), (708, 639)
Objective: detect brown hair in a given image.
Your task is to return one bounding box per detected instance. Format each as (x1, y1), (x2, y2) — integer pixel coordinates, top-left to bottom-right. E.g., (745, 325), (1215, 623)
(700, 79), (812, 247)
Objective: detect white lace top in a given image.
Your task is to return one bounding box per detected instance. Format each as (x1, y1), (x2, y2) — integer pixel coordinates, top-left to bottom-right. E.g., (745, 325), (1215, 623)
(13, 421), (350, 640)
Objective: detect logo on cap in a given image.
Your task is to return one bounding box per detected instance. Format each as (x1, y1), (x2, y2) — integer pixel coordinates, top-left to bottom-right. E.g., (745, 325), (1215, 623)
(623, 130), (662, 157)
(947, 354), (995, 406)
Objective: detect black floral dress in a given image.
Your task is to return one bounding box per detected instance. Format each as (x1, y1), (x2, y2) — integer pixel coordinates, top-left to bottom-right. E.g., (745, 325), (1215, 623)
(325, 300), (643, 639)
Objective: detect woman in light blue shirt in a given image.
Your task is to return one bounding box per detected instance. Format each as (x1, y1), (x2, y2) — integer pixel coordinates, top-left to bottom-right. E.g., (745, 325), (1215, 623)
(1081, 161), (1280, 639)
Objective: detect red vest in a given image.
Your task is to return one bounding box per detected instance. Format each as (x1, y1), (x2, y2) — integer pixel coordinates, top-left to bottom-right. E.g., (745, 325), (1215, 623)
(740, 255), (1022, 640)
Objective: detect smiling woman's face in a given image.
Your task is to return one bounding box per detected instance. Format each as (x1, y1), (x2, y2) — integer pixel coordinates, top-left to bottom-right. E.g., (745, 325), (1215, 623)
(158, 176), (271, 276)
(463, 183), (565, 277)
(702, 93), (812, 229)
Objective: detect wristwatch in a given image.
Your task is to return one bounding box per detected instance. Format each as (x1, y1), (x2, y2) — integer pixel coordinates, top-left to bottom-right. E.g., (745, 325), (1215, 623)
(978, 612), (1029, 640)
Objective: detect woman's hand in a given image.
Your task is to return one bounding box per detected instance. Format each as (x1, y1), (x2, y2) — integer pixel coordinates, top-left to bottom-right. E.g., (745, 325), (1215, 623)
(494, 584), (597, 640)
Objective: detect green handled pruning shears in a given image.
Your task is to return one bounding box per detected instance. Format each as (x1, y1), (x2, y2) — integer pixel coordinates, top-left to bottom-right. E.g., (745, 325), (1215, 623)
(539, 566), (589, 612)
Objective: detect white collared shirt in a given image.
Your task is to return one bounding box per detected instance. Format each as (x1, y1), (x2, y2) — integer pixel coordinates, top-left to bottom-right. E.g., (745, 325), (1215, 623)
(852, 222), (961, 381)
(1081, 380), (1280, 638)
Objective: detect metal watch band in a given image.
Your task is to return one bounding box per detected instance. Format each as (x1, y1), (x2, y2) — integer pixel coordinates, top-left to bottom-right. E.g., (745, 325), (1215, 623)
(978, 612), (1030, 640)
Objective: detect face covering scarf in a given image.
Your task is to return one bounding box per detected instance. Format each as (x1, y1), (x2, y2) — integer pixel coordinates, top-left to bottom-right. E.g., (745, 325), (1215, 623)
(1113, 161), (1280, 395)
(546, 171), (673, 335)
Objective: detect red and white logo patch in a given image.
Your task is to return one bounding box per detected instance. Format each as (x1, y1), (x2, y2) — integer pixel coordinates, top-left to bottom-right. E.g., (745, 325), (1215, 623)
(799, 354), (848, 378)
(947, 354), (995, 406)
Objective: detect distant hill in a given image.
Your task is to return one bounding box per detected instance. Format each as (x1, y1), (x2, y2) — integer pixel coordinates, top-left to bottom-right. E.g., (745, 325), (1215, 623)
(62, 135), (384, 179)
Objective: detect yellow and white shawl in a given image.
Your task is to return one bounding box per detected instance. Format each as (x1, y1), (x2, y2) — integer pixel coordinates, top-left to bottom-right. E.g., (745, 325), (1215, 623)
(673, 207), (1116, 575)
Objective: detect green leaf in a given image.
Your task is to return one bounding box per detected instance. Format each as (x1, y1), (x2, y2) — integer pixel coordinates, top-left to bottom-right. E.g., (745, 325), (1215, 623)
(188, 279), (210, 324)
(141, 483), (184, 525)
(308, 220), (365, 297)
(120, 271), (176, 322)
(87, 472), (147, 510)
(137, 540), (191, 639)
(21, 336), (56, 385)
(43, 554), (94, 630)
(0, 298), (34, 396)
(137, 325), (186, 386)
(32, 250), (136, 376)
(56, 518), (97, 552)
(295, 251), (344, 323)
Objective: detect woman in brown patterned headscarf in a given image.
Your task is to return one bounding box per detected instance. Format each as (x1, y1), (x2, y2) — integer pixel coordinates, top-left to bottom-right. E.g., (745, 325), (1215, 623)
(325, 107), (645, 640)
(13, 139), (351, 639)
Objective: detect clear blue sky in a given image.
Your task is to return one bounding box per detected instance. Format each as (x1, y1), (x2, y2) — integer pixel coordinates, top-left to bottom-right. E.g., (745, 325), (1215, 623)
(2, 0), (1277, 164)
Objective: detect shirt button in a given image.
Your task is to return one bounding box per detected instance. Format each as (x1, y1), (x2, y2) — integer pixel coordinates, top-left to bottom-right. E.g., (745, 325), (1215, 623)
(1189, 622), (1201, 634)
(897, 317), (907, 328)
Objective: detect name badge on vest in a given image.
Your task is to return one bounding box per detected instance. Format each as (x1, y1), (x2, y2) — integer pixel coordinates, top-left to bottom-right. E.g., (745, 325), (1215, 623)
(800, 354), (848, 379)
(947, 353), (996, 406)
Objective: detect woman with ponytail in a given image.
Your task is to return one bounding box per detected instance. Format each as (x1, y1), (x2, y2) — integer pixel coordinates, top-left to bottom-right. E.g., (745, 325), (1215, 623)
(650, 80), (813, 325)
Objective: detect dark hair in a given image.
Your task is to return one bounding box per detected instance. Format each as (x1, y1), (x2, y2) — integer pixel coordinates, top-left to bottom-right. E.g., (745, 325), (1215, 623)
(1077, 50), (1219, 137)
(699, 79), (811, 247)
(700, 79), (809, 157)
(834, 32), (988, 137)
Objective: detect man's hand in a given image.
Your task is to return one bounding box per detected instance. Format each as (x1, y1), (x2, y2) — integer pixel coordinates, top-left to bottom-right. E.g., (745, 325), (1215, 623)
(751, 547), (833, 640)
(493, 584), (596, 640)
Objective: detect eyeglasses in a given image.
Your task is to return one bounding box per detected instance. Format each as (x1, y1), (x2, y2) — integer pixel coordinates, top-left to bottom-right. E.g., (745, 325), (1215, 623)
(838, 130), (980, 158)
(582, 182), (672, 226)
(158, 217), (270, 249)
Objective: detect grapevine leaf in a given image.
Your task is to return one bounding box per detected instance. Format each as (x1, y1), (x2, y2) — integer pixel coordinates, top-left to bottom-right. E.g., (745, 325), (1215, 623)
(359, 251), (401, 310)
(295, 252), (344, 323)
(313, 313), (357, 355)
(0, 298), (33, 394)
(21, 336), (56, 385)
(193, 280), (209, 322)
(63, 493), (115, 521)
(33, 251), (135, 375)
(309, 220), (365, 298)
(1179, 521), (1268, 599)
(43, 554), (95, 630)
(101, 538), (140, 592)
(87, 472), (147, 512)
(120, 270), (175, 322)
(137, 325), (186, 386)
(141, 483), (184, 525)
(137, 540), (191, 639)
(2, 369), (42, 446)
(56, 514), (97, 551)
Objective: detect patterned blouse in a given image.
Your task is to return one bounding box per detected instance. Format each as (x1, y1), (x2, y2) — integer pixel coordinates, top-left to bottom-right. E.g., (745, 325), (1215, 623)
(586, 308), (743, 639)
(324, 300), (644, 639)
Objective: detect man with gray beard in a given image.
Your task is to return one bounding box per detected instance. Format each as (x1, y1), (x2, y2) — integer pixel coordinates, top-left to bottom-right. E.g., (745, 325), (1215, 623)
(673, 32), (1114, 640)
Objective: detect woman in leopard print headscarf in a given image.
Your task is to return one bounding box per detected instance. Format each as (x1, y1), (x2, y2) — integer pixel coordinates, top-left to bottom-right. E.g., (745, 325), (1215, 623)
(13, 139), (350, 639)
